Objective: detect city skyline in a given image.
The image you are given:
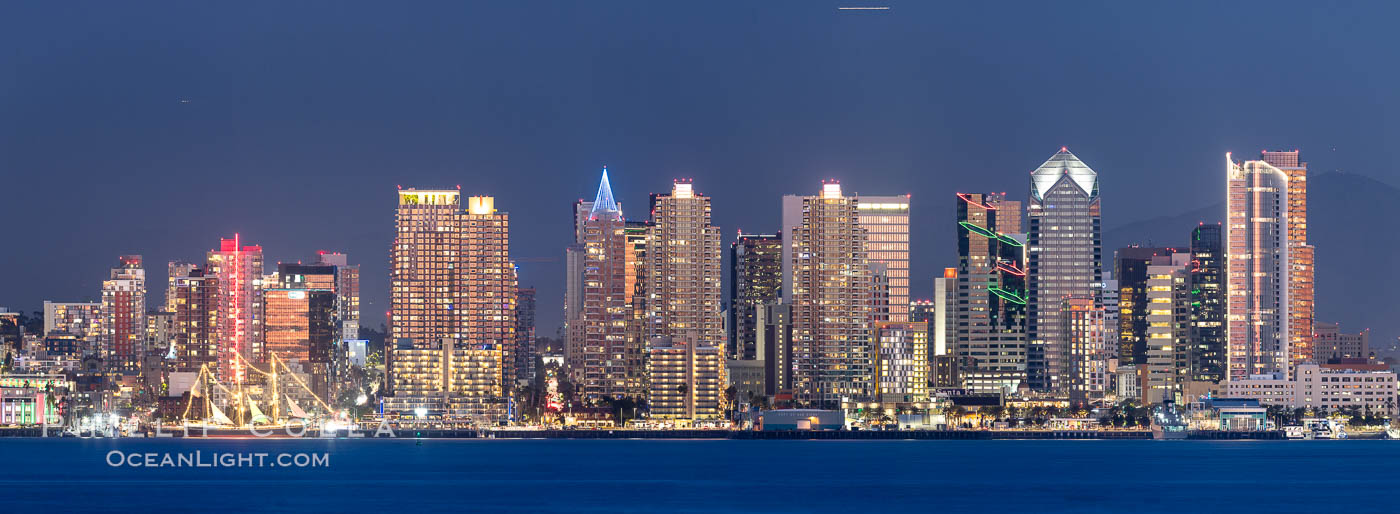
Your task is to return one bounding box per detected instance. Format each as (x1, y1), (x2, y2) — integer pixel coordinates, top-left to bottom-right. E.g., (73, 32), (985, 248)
(4, 3), (1400, 346)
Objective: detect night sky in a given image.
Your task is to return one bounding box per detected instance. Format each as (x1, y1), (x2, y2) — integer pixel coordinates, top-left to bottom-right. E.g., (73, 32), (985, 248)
(3, 1), (1398, 338)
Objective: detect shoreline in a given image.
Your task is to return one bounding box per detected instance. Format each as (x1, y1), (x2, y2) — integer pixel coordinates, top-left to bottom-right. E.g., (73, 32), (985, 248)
(0, 427), (1300, 440)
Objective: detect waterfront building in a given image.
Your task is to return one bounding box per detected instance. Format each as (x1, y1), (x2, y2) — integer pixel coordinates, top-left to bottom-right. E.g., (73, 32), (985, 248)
(729, 233), (782, 360)
(101, 255), (146, 373)
(206, 238), (265, 383)
(955, 192), (1027, 394)
(786, 182), (873, 407)
(646, 180), (724, 353)
(874, 321), (929, 402)
(577, 170), (633, 400)
(1260, 151), (1314, 371)
(646, 336), (725, 422)
(1226, 362), (1397, 415)
(1189, 224), (1226, 383)
(390, 189), (517, 397)
(1114, 247), (1179, 366)
(1226, 153), (1292, 380)
(462, 196), (518, 385)
(1142, 253), (1192, 405)
(856, 195), (912, 322)
(391, 189), (462, 349)
(385, 339), (507, 420)
(1027, 148), (1102, 393)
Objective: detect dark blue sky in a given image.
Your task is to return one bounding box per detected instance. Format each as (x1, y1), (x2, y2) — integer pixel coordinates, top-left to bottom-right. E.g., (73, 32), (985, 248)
(3, 1), (1397, 336)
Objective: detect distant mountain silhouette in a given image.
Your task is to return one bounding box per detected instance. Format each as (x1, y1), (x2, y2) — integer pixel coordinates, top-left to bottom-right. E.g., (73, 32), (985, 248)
(1105, 172), (1400, 354)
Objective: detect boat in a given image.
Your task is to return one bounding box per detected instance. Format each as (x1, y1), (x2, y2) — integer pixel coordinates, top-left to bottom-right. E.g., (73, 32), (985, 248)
(1283, 425), (1311, 440)
(1386, 424), (1400, 440)
(1305, 418), (1346, 439)
(1151, 401), (1189, 440)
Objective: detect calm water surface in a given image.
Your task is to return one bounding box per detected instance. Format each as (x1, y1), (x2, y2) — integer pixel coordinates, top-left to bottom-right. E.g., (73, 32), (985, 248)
(3, 438), (1397, 512)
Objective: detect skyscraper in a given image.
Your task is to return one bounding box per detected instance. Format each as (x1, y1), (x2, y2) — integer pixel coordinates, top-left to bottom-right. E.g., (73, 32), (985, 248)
(207, 237), (265, 383)
(646, 180), (723, 347)
(390, 189), (515, 398)
(578, 169), (632, 400)
(165, 261), (196, 312)
(856, 195), (912, 322)
(171, 267), (218, 374)
(955, 193), (1028, 394)
(1260, 150), (1314, 370)
(1027, 148), (1102, 393)
(101, 255), (146, 373)
(788, 182), (872, 407)
(315, 251), (361, 342)
(1142, 253), (1191, 405)
(1189, 224), (1225, 383)
(1225, 153), (1291, 380)
(515, 287), (537, 383)
(729, 232), (782, 360)
(391, 189), (462, 349)
(1063, 296), (1108, 405)
(462, 196), (517, 384)
(563, 198), (592, 380)
(1115, 246), (1179, 366)
(262, 288), (337, 398)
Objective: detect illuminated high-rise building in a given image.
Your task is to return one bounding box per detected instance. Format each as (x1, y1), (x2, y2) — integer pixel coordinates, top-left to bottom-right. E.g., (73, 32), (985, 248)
(1142, 253), (1191, 405)
(1063, 296), (1108, 405)
(165, 261), (196, 312)
(314, 251), (361, 342)
(262, 288), (337, 398)
(462, 196), (517, 385)
(391, 189), (462, 349)
(647, 337), (726, 422)
(874, 321), (928, 402)
(283, 254), (360, 343)
(856, 195), (912, 322)
(1260, 151), (1314, 370)
(1027, 148), (1102, 393)
(621, 221), (651, 398)
(1189, 224), (1226, 383)
(390, 189), (516, 399)
(43, 301), (102, 351)
(786, 182), (873, 407)
(729, 232), (782, 360)
(171, 268), (218, 374)
(578, 169), (632, 400)
(101, 255), (147, 372)
(1225, 153), (1291, 380)
(207, 237), (265, 383)
(646, 180), (724, 350)
(1115, 247), (1179, 366)
(955, 193), (1028, 394)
